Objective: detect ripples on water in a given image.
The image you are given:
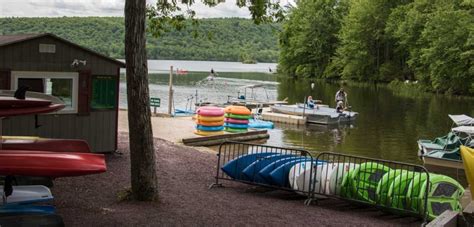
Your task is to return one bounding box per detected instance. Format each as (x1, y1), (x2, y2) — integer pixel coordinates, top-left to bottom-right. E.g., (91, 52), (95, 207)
(120, 70), (474, 173)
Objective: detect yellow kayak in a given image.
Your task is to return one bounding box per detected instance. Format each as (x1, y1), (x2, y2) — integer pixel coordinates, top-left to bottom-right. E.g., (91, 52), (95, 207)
(461, 145), (474, 198)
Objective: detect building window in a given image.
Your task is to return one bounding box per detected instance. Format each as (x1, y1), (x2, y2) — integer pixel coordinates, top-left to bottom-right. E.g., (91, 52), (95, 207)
(91, 76), (117, 110)
(12, 71), (78, 114)
(39, 44), (56, 53)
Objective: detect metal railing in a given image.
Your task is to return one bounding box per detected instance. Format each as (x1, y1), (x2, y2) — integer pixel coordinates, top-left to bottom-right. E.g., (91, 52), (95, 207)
(210, 141), (430, 224)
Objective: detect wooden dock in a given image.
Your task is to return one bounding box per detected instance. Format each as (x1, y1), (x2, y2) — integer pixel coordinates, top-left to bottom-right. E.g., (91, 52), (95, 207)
(182, 130), (269, 146)
(260, 108), (306, 125)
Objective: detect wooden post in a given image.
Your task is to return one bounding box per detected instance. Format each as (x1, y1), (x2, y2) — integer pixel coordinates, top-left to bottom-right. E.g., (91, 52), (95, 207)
(168, 66), (173, 115)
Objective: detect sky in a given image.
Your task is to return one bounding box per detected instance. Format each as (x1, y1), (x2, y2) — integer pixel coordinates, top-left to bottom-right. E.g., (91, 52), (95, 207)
(0, 0), (291, 18)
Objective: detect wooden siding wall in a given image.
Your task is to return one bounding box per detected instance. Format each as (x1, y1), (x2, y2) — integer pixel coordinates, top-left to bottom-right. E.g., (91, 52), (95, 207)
(0, 35), (122, 152)
(0, 36), (119, 75)
(2, 111), (117, 152)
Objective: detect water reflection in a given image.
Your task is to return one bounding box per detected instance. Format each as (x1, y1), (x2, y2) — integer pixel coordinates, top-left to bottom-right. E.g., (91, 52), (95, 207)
(276, 78), (474, 165)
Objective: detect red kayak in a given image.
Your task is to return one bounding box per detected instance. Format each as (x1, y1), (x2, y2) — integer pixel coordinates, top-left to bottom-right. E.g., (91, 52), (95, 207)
(0, 151), (106, 177)
(0, 138), (91, 153)
(0, 96), (65, 117)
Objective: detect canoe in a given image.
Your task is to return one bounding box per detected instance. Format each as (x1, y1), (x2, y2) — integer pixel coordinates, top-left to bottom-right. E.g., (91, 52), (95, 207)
(291, 162), (336, 194)
(0, 138), (90, 153)
(0, 185), (53, 205)
(257, 157), (306, 184)
(415, 174), (464, 220)
(221, 153), (277, 180)
(0, 91), (66, 117)
(241, 154), (296, 182)
(0, 205), (55, 215)
(269, 158), (321, 187)
(376, 170), (405, 206)
(0, 213), (64, 227)
(460, 146), (474, 196)
(196, 106), (224, 117)
(341, 162), (391, 202)
(0, 151), (106, 177)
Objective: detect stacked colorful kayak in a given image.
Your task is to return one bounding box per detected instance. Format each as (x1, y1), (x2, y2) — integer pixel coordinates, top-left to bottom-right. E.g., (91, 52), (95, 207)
(195, 106), (225, 136)
(224, 106), (251, 133)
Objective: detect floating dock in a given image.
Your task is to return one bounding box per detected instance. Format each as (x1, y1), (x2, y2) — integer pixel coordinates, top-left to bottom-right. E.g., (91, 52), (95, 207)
(260, 108), (306, 125)
(182, 130), (269, 146)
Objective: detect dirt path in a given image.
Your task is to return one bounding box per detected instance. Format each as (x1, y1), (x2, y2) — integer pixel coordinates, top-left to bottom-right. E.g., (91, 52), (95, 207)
(52, 133), (420, 226)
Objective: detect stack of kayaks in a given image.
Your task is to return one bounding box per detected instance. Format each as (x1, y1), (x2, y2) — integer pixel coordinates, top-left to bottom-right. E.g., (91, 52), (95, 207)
(290, 161), (464, 220)
(221, 152), (324, 187)
(0, 90), (108, 226)
(222, 153), (465, 221)
(224, 106), (252, 133)
(195, 106), (225, 136)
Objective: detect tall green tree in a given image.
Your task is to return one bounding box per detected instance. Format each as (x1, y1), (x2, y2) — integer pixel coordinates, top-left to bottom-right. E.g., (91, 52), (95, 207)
(332, 0), (408, 82)
(125, 0), (285, 201)
(386, 0), (473, 94)
(278, 0), (348, 78)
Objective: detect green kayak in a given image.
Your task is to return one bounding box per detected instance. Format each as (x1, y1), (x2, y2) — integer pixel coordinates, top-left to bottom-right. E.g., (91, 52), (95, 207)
(376, 169), (406, 206)
(410, 174), (464, 220)
(341, 162), (392, 203)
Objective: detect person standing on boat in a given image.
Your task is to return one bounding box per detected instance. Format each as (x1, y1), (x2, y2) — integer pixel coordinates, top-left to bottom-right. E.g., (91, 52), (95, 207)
(335, 88), (347, 108)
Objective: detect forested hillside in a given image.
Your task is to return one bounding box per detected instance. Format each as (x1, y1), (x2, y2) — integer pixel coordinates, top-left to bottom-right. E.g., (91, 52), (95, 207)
(0, 17), (280, 62)
(279, 0), (473, 95)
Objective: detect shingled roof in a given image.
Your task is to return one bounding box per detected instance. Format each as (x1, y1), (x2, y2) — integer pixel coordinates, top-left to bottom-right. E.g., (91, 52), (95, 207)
(0, 33), (125, 67)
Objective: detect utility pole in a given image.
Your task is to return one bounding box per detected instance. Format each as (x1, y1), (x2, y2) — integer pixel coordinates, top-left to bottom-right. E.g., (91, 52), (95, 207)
(168, 66), (173, 115)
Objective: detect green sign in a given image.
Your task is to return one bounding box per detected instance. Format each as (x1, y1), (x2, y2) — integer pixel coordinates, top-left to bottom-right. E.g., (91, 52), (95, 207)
(150, 97), (161, 107)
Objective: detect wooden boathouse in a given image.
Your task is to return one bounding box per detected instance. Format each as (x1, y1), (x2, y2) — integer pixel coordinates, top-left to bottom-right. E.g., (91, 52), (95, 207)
(0, 33), (125, 152)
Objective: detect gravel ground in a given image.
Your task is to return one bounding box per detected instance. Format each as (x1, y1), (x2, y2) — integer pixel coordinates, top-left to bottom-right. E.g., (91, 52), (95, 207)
(52, 132), (421, 226)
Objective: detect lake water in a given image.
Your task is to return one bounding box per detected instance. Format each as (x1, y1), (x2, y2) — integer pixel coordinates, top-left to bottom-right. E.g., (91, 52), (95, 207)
(120, 60), (474, 168)
(120, 59), (278, 73)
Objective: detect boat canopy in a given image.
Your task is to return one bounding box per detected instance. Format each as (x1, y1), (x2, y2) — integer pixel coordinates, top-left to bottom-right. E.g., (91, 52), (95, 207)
(448, 114), (474, 126)
(452, 126), (474, 135)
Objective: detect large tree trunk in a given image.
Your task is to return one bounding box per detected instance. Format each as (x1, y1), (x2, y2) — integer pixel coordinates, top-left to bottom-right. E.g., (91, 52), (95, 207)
(124, 0), (158, 201)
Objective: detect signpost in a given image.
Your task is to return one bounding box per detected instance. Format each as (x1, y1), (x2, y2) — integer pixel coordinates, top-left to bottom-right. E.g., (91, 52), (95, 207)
(150, 97), (161, 114)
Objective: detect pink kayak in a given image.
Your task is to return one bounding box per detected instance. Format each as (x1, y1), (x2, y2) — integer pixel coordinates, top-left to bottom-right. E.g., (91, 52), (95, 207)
(196, 106), (224, 117)
(224, 118), (249, 124)
(0, 151), (106, 178)
(0, 97), (64, 117)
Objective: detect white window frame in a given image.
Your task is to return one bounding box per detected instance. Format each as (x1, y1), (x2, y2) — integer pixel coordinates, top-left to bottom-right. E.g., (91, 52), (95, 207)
(11, 71), (79, 114)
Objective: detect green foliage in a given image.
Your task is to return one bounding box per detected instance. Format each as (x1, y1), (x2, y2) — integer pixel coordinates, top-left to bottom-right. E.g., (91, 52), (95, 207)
(279, 0), (474, 95)
(0, 17), (280, 62)
(278, 0), (348, 78)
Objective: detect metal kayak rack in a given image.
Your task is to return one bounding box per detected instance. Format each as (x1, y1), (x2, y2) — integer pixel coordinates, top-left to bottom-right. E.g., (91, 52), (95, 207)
(210, 141), (431, 224)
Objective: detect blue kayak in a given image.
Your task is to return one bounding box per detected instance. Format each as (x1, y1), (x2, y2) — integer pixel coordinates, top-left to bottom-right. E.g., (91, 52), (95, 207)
(241, 154), (296, 182)
(224, 123), (249, 129)
(248, 119), (274, 129)
(196, 125), (224, 131)
(0, 205), (55, 215)
(269, 159), (325, 187)
(221, 152), (277, 180)
(257, 157), (309, 184)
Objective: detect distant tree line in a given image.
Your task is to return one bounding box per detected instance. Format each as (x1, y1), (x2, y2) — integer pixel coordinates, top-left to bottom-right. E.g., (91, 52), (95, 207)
(0, 17), (280, 63)
(279, 0), (473, 95)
